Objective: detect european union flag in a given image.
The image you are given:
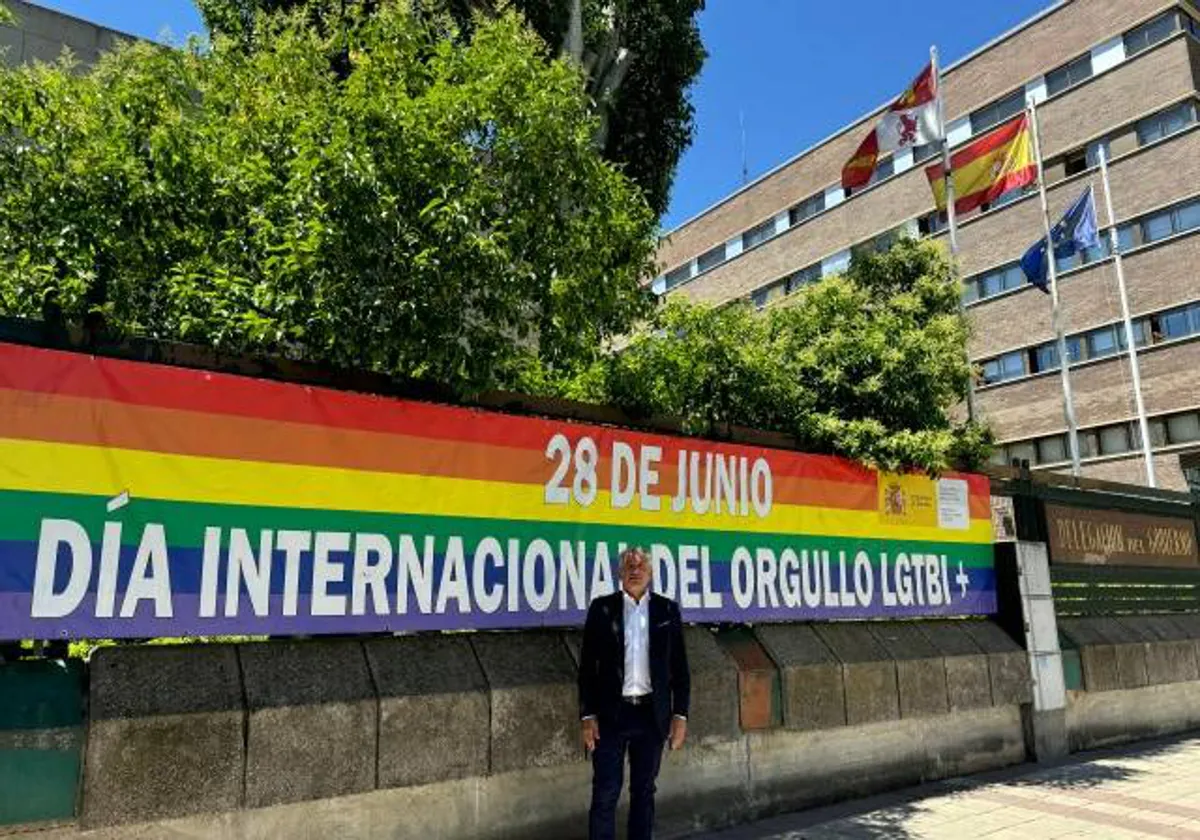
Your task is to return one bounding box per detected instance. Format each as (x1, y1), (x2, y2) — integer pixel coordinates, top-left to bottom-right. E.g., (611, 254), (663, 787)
(1020, 186), (1100, 293)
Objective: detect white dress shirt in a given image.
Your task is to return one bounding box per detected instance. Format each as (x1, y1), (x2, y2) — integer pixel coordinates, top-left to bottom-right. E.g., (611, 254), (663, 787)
(622, 590), (652, 697)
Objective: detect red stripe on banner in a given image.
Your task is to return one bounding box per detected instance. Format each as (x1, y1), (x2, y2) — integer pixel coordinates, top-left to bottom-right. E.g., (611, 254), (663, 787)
(0, 387), (894, 509)
(0, 344), (892, 489)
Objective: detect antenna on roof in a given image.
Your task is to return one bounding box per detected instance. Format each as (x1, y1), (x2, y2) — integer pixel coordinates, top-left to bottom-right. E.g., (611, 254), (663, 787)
(739, 109), (749, 185)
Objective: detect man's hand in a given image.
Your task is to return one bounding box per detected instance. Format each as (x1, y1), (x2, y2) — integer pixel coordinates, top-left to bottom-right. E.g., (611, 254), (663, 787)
(669, 717), (687, 751)
(582, 718), (600, 754)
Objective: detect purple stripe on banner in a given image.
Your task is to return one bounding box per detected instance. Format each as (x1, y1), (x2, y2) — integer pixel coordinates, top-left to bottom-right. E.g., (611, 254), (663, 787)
(0, 565), (996, 639)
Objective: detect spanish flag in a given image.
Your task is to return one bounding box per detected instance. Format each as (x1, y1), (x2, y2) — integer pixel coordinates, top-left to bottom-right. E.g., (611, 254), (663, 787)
(925, 114), (1037, 215)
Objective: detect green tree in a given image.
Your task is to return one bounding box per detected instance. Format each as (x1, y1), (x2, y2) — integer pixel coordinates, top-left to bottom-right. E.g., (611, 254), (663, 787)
(196, 0), (707, 217)
(0, 5), (656, 392)
(0, 3), (14, 26)
(559, 239), (992, 472)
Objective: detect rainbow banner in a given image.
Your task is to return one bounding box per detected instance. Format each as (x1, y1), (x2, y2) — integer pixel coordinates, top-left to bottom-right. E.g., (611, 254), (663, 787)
(0, 342), (996, 640)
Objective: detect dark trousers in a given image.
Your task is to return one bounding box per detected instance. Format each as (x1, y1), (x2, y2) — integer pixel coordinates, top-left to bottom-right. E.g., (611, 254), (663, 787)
(588, 700), (665, 840)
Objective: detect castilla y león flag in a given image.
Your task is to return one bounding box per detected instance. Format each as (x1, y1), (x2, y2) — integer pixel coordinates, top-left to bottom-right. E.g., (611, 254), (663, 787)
(841, 62), (942, 192)
(925, 114), (1037, 215)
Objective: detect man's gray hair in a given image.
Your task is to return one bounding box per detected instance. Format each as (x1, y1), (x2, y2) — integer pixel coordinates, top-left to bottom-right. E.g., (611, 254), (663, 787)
(619, 545), (650, 566)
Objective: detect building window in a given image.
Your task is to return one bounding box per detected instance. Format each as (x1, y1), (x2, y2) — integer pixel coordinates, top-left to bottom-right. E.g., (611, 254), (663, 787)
(918, 210), (948, 236)
(1122, 197), (1200, 248)
(1045, 54), (1093, 97)
(785, 263), (822, 294)
(750, 288), (770, 311)
(912, 141), (941, 164)
(868, 156), (895, 186)
(1037, 435), (1068, 464)
(981, 351), (1026, 384)
(1153, 302), (1200, 341)
(1123, 12), (1179, 57)
(1168, 412), (1200, 443)
(970, 90), (1024, 135)
(1132, 419), (1169, 449)
(1099, 423), (1132, 455)
(1085, 139), (1111, 168)
(1062, 148), (1088, 177)
(789, 193), (825, 227)
(1008, 441), (1036, 466)
(1032, 344), (1059, 374)
(1178, 201), (1200, 232)
(1086, 326), (1119, 360)
(970, 262), (1025, 301)
(664, 263), (691, 290)
(742, 218), (777, 250)
(1136, 100), (1197, 146)
(696, 244), (726, 273)
(1116, 318), (1151, 348)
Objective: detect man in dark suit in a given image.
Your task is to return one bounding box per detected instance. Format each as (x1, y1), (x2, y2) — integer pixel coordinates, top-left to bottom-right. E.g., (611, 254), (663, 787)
(578, 545), (690, 840)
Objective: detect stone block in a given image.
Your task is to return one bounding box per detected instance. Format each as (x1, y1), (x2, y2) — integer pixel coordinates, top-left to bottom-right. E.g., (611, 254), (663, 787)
(1058, 618), (1120, 693)
(1168, 614), (1200, 670)
(754, 624), (845, 731)
(82, 644), (244, 828)
(918, 621), (992, 711)
(1090, 618), (1149, 689)
(365, 635), (489, 789)
(813, 623), (899, 725)
(868, 623), (949, 719)
(960, 620), (1032, 706)
(680, 626), (740, 743)
(1122, 616), (1199, 685)
(714, 628), (780, 730)
(471, 631), (578, 773)
(239, 639), (377, 808)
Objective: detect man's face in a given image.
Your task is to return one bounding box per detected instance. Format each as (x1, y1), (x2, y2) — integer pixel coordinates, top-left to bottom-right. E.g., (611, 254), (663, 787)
(621, 549), (652, 599)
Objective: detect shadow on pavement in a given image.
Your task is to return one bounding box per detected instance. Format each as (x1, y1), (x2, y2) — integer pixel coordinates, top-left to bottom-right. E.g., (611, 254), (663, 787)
(687, 734), (1200, 840)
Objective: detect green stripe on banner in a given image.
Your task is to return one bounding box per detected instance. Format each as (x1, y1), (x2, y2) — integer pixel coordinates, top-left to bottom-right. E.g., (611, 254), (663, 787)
(0, 489), (995, 565)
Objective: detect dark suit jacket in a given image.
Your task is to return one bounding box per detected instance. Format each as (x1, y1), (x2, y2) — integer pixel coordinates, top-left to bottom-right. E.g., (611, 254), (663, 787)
(577, 590), (690, 738)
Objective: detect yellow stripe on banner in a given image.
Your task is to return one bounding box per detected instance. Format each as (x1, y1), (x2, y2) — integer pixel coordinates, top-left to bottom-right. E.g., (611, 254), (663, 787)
(0, 438), (992, 544)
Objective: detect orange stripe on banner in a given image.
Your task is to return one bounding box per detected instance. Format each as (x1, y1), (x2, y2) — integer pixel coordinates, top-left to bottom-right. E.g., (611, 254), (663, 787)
(0, 388), (896, 511)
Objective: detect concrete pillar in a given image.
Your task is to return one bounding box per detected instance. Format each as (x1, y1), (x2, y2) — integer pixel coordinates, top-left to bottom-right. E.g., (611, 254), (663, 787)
(81, 645), (245, 828)
(239, 639), (378, 808)
(365, 635), (490, 789)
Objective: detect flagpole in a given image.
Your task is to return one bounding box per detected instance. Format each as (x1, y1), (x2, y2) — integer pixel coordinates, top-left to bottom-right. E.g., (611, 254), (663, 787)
(1096, 146), (1157, 487)
(932, 45), (977, 423)
(1028, 100), (1082, 479)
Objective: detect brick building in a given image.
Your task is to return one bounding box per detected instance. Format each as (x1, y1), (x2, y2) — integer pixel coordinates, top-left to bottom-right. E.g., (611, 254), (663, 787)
(654, 0), (1200, 491)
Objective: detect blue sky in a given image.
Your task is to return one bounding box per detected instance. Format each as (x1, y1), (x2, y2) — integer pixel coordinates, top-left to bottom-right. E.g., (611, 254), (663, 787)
(31, 0), (1052, 229)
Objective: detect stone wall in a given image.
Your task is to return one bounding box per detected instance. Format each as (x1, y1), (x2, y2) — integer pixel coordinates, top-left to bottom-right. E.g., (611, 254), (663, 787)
(15, 619), (1034, 839)
(1060, 615), (1200, 751)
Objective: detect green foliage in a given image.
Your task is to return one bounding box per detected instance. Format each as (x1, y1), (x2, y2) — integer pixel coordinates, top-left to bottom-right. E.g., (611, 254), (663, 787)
(197, 0), (707, 218)
(561, 240), (993, 473)
(0, 5), (656, 392)
(0, 4), (13, 26)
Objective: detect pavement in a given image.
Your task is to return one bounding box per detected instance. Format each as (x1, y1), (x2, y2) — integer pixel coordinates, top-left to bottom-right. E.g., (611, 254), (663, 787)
(691, 734), (1200, 840)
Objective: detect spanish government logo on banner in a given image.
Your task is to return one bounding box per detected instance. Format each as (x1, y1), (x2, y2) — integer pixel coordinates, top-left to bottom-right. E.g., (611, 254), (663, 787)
(924, 114), (1037, 215)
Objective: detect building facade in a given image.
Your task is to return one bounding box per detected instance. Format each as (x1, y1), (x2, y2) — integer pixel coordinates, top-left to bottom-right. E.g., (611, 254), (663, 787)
(0, 0), (133, 68)
(655, 0), (1200, 491)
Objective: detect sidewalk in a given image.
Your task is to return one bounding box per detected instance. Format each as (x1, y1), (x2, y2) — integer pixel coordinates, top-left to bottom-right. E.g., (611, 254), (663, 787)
(691, 734), (1200, 839)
